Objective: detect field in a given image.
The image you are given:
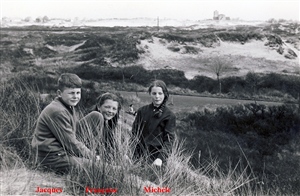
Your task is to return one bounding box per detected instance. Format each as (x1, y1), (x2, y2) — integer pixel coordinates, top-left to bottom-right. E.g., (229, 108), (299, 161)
(119, 90), (283, 113)
(0, 20), (300, 195)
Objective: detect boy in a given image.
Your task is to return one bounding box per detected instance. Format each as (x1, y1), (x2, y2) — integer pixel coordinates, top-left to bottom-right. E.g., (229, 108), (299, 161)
(32, 73), (104, 174)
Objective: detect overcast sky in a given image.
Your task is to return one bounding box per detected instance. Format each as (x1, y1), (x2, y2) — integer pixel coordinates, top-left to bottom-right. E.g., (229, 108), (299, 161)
(1, 0), (299, 21)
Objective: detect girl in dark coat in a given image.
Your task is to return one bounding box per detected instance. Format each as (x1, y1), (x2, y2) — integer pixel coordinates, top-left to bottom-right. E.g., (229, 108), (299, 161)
(132, 80), (176, 166)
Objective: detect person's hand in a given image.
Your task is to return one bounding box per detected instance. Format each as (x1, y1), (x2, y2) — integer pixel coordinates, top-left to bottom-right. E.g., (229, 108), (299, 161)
(152, 158), (162, 167)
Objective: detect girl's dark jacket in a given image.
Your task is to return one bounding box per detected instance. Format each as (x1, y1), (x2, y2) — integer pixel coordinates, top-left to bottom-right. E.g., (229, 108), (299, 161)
(132, 103), (176, 157)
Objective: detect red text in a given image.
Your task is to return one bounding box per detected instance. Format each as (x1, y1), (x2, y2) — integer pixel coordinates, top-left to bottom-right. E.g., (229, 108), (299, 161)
(35, 186), (63, 194)
(85, 186), (117, 194)
(144, 186), (171, 193)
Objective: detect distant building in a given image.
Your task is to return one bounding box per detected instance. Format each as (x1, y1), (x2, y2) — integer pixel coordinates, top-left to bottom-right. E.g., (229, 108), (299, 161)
(213, 10), (219, 20)
(213, 10), (230, 20)
(218, 14), (226, 20)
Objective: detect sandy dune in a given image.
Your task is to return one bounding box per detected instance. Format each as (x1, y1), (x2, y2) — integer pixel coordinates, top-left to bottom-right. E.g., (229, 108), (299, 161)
(136, 37), (299, 79)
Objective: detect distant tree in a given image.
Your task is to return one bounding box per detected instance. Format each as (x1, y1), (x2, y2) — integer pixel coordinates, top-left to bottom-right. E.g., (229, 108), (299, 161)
(278, 18), (287, 23)
(24, 16), (31, 22)
(42, 16), (49, 23)
(267, 18), (277, 23)
(206, 53), (232, 94)
(35, 17), (42, 23)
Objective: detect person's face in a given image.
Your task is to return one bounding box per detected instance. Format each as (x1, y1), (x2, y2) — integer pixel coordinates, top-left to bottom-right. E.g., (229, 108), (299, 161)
(58, 88), (81, 107)
(150, 86), (165, 107)
(98, 99), (119, 121)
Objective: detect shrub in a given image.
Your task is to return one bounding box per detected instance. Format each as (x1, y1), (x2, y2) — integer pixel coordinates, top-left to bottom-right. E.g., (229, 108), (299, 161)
(189, 75), (217, 93)
(186, 103), (299, 140)
(45, 33), (87, 46)
(182, 103), (300, 194)
(196, 33), (218, 47)
(122, 66), (152, 85)
(167, 45), (181, 52)
(156, 33), (195, 43)
(258, 73), (300, 99)
(216, 31), (264, 43)
(222, 76), (246, 94)
(189, 72), (300, 100)
(151, 69), (188, 88)
(183, 45), (201, 54)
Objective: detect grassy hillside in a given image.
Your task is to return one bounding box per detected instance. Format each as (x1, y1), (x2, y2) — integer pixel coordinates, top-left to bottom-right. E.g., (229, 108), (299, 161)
(1, 22), (299, 101)
(1, 22), (299, 77)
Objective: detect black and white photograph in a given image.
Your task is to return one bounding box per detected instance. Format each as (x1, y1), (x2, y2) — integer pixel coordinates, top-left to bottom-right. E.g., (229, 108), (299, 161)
(0, 0), (299, 195)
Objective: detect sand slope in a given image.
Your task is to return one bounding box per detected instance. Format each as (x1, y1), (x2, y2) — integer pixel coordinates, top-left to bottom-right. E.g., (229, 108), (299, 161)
(136, 37), (299, 79)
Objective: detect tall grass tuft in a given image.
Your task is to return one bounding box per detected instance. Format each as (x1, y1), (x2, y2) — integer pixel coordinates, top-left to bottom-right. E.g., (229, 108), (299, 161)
(0, 77), (41, 166)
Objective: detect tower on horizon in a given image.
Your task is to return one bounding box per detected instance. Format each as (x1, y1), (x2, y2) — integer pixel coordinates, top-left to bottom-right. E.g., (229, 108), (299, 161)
(213, 10), (219, 20)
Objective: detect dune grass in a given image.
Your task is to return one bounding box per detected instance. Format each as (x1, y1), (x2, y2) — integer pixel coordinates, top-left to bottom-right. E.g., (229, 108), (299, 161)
(1, 76), (296, 195)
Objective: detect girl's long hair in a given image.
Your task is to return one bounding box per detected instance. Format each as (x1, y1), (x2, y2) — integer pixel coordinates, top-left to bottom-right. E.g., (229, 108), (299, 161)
(148, 80), (169, 103)
(148, 80), (169, 118)
(94, 92), (122, 130)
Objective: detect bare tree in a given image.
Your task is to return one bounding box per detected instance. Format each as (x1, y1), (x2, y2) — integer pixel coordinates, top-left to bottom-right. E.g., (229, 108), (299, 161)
(207, 53), (232, 94)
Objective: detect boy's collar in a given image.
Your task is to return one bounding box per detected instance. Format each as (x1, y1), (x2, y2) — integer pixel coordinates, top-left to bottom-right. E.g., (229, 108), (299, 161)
(57, 97), (74, 111)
